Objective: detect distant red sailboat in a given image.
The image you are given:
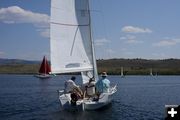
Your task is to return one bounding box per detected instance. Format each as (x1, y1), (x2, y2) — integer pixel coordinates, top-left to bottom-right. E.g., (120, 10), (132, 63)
(35, 56), (51, 79)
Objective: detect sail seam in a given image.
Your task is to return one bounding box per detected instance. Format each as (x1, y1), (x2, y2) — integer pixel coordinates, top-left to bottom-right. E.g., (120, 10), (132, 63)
(51, 67), (93, 74)
(70, 27), (79, 56)
(51, 22), (89, 27)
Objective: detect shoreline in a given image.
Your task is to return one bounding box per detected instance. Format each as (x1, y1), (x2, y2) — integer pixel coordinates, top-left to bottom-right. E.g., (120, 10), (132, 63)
(1, 58), (180, 75)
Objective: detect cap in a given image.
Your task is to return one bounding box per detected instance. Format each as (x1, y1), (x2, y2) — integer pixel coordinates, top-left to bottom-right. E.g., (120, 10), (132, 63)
(101, 72), (108, 77)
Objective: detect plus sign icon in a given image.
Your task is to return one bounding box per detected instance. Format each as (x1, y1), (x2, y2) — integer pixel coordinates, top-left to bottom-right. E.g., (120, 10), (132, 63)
(165, 105), (180, 120)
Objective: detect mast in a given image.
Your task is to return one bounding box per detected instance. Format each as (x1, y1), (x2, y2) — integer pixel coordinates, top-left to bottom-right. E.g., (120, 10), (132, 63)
(87, 0), (98, 81)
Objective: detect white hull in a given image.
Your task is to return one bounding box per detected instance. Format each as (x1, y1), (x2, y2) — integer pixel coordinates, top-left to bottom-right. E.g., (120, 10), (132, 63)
(58, 85), (117, 111)
(34, 74), (51, 79)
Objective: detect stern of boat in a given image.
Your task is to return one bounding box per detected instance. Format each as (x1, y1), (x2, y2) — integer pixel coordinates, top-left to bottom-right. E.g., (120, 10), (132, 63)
(58, 90), (84, 111)
(84, 84), (117, 110)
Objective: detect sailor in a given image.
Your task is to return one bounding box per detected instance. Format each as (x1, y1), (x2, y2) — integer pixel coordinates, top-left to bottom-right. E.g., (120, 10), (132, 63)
(85, 78), (96, 97)
(64, 76), (83, 98)
(95, 72), (110, 94)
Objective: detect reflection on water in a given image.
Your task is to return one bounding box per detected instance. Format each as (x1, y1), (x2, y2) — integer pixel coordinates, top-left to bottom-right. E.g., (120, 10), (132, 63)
(0, 75), (180, 120)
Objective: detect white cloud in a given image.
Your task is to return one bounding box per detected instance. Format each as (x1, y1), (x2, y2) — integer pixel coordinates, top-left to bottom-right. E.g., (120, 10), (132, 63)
(174, 38), (180, 43)
(120, 35), (136, 40)
(120, 35), (143, 44)
(126, 39), (138, 44)
(0, 6), (50, 38)
(152, 53), (169, 58)
(153, 38), (180, 47)
(95, 38), (110, 46)
(37, 29), (50, 38)
(122, 26), (152, 33)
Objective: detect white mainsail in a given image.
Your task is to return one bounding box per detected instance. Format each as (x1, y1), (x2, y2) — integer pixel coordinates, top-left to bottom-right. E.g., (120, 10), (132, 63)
(50, 0), (98, 82)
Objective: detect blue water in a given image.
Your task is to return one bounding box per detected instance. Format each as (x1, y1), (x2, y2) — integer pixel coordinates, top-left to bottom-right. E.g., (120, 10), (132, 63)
(0, 75), (180, 120)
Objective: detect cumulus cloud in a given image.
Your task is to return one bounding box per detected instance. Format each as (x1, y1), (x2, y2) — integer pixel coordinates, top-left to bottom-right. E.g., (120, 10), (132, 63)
(95, 38), (110, 46)
(122, 26), (152, 33)
(0, 6), (50, 38)
(37, 29), (50, 38)
(153, 40), (176, 47)
(120, 35), (136, 40)
(120, 35), (143, 44)
(153, 38), (180, 47)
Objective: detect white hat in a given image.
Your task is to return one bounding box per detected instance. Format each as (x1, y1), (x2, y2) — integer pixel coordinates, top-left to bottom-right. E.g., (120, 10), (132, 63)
(101, 72), (108, 77)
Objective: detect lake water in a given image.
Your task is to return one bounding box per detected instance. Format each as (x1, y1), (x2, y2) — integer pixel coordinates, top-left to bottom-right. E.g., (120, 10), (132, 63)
(0, 75), (180, 120)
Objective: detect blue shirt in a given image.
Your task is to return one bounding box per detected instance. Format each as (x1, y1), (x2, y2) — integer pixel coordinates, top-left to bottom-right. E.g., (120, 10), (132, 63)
(95, 78), (110, 93)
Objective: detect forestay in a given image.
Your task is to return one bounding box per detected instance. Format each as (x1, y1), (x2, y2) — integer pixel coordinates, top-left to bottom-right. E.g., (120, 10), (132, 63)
(50, 0), (95, 74)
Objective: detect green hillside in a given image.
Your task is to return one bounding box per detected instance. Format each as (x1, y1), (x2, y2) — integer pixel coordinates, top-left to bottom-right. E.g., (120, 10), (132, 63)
(0, 58), (180, 75)
(97, 58), (180, 75)
(0, 64), (40, 74)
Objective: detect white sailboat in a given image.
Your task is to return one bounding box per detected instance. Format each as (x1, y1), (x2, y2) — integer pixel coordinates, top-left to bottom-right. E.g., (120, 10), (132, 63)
(150, 68), (153, 76)
(50, 0), (117, 111)
(121, 67), (124, 77)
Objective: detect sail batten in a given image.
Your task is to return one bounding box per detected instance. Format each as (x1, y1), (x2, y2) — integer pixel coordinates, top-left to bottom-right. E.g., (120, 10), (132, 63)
(50, 0), (94, 74)
(51, 21), (89, 26)
(51, 67), (93, 74)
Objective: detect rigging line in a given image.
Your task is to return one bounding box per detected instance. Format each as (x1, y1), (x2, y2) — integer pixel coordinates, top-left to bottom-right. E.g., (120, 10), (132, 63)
(70, 26), (79, 56)
(51, 22), (89, 27)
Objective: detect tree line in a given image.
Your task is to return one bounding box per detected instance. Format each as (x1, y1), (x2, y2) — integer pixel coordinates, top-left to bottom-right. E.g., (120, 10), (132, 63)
(0, 58), (180, 75)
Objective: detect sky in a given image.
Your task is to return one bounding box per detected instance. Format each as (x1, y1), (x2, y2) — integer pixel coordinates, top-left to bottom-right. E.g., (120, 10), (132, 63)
(0, 0), (180, 60)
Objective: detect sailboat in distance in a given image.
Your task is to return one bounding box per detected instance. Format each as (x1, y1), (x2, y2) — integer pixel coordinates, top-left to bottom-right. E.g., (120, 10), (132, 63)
(50, 0), (117, 110)
(35, 56), (51, 79)
(121, 67), (124, 77)
(150, 68), (153, 76)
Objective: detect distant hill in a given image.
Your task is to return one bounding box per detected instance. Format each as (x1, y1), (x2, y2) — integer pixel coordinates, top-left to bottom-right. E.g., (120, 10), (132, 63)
(97, 58), (180, 75)
(97, 58), (180, 69)
(0, 58), (180, 75)
(0, 58), (39, 65)
(0, 58), (40, 74)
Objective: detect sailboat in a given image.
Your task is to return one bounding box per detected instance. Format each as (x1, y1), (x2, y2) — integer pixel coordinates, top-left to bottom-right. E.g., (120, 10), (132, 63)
(35, 56), (51, 79)
(50, 0), (117, 110)
(150, 68), (153, 76)
(120, 67), (124, 77)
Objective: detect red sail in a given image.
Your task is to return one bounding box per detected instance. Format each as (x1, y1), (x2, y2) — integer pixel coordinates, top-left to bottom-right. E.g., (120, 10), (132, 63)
(39, 56), (51, 74)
